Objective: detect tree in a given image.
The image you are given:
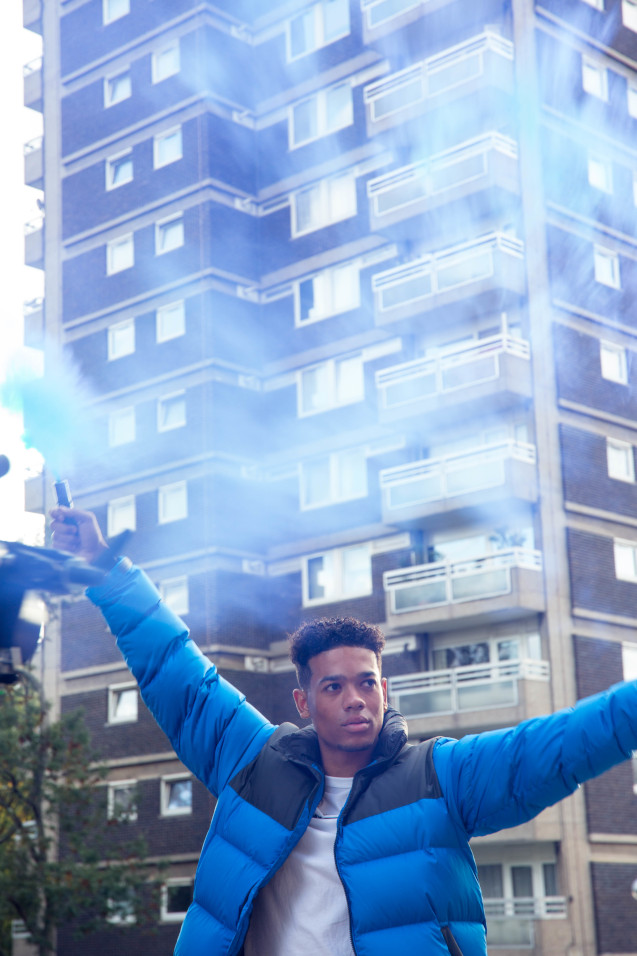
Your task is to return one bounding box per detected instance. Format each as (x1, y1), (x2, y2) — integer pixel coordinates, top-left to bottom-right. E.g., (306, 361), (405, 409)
(0, 671), (159, 956)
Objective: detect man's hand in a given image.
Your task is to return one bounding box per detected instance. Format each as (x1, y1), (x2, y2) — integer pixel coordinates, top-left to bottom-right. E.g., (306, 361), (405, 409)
(50, 507), (110, 566)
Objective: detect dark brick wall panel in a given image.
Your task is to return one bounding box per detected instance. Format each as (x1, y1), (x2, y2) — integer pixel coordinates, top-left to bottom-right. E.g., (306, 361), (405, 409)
(560, 423), (637, 518)
(554, 323), (637, 419)
(591, 862), (637, 954)
(567, 527), (637, 619)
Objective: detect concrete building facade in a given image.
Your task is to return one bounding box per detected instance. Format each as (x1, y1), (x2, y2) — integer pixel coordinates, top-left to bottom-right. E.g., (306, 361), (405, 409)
(21, 0), (637, 952)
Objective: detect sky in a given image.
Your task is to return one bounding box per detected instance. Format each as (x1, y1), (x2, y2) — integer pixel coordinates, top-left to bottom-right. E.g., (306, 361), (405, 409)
(0, 6), (45, 544)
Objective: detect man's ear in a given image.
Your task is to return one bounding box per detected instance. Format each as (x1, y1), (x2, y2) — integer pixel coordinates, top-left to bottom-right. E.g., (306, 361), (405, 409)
(381, 676), (388, 711)
(293, 687), (311, 720)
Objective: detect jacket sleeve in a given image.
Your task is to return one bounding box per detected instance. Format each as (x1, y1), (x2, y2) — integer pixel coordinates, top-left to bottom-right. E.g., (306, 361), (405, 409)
(87, 560), (275, 797)
(432, 679), (637, 837)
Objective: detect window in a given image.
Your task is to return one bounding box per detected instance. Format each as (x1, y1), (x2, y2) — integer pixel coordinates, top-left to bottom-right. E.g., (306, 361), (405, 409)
(156, 300), (186, 342)
(158, 481), (188, 524)
(292, 171), (357, 236)
(158, 392), (186, 431)
(159, 576), (189, 615)
(580, 0), (604, 7)
(104, 69), (132, 107)
(301, 448), (367, 508)
(288, 0), (350, 60)
(614, 538), (637, 581)
(103, 0), (129, 24)
(106, 150), (133, 189)
(107, 233), (134, 274)
(600, 340), (627, 383)
(594, 245), (620, 288)
(623, 0), (637, 30)
(304, 544), (372, 605)
(296, 261), (360, 324)
(152, 40), (180, 83)
(156, 215), (184, 255)
(365, 0), (422, 27)
(607, 438), (635, 482)
(290, 82), (353, 147)
(298, 354), (364, 415)
(633, 171), (637, 206)
(154, 126), (182, 168)
(161, 881), (193, 923)
(623, 641), (637, 680)
(108, 683), (138, 724)
(107, 318), (135, 359)
(161, 775), (193, 816)
(109, 406), (135, 446)
(587, 155), (613, 193)
(477, 858), (559, 945)
(107, 495), (136, 536)
(106, 892), (136, 925)
(582, 56), (608, 100)
(107, 780), (137, 821)
(628, 82), (637, 117)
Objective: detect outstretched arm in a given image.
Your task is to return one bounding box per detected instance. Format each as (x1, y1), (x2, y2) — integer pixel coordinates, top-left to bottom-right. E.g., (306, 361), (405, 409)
(433, 680), (637, 837)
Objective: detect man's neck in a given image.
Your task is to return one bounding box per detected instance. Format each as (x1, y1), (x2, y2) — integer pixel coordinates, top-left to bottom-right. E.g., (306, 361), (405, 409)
(320, 745), (373, 777)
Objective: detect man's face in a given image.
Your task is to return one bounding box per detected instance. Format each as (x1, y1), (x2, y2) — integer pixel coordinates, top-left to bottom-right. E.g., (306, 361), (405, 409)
(293, 645), (388, 776)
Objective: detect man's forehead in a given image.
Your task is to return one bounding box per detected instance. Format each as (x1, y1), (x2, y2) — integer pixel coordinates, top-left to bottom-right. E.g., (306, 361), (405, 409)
(308, 645), (381, 677)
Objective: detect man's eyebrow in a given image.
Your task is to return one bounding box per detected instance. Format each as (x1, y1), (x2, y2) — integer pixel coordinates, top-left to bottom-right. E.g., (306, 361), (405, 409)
(317, 671), (377, 685)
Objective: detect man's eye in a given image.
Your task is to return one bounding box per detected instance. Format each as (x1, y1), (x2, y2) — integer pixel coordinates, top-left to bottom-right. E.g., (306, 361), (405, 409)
(363, 679), (376, 688)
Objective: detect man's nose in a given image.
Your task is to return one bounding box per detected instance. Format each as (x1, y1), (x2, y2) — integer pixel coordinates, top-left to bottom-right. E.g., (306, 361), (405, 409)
(343, 686), (364, 709)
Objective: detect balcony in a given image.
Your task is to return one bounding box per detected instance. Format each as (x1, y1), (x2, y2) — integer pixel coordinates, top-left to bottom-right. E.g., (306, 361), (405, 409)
(366, 133), (519, 237)
(371, 233), (525, 330)
(23, 297), (44, 349)
(363, 30), (514, 136)
(379, 440), (537, 526)
(383, 548), (545, 632)
(388, 658), (551, 737)
(484, 898), (568, 948)
(375, 335), (532, 428)
(23, 56), (43, 112)
(24, 136), (43, 189)
(23, 0), (43, 33)
(24, 217), (44, 269)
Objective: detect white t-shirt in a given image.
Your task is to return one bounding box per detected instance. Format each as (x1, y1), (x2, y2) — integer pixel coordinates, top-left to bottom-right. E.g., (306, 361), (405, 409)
(244, 775), (355, 956)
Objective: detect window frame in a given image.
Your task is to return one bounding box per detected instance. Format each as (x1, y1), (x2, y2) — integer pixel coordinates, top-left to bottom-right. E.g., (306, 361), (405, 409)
(157, 391), (187, 432)
(153, 126), (183, 169)
(300, 447), (368, 509)
(107, 317), (135, 360)
(106, 233), (135, 275)
(156, 299), (186, 342)
(103, 0), (130, 26)
(104, 68), (132, 108)
(160, 773), (193, 817)
(593, 244), (620, 288)
(159, 575), (190, 615)
(587, 154), (613, 193)
(158, 481), (188, 524)
(107, 779), (138, 822)
(152, 39), (181, 84)
(614, 537), (637, 581)
(286, 0), (351, 61)
(105, 149), (133, 190)
(607, 437), (635, 482)
(297, 353), (365, 417)
(108, 405), (136, 447)
(581, 56), (608, 101)
(107, 682), (139, 725)
(291, 171), (357, 237)
(107, 494), (136, 537)
(155, 214), (185, 256)
(623, 0), (637, 31)
(294, 260), (361, 325)
(160, 880), (194, 923)
(600, 339), (628, 383)
(289, 81), (354, 148)
(302, 543), (373, 606)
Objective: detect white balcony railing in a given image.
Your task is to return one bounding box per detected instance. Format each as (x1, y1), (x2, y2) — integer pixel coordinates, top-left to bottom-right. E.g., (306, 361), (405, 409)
(361, 0), (422, 29)
(380, 440), (536, 510)
(23, 55), (42, 76)
(384, 548), (543, 613)
(484, 896), (568, 919)
(375, 334), (530, 410)
(24, 135), (43, 155)
(388, 658), (549, 718)
(364, 30), (514, 122)
(372, 233), (524, 314)
(25, 216), (44, 235)
(367, 133), (517, 218)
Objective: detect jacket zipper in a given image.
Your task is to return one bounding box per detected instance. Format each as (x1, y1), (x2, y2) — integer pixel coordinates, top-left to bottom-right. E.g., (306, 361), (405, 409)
(333, 769), (371, 956)
(441, 924), (464, 956)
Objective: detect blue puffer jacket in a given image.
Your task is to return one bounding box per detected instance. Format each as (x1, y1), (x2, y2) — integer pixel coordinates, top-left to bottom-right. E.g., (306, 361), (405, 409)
(89, 562), (637, 956)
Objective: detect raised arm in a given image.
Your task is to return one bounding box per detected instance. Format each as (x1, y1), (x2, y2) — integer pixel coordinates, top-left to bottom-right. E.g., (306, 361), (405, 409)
(433, 679), (637, 837)
(51, 508), (274, 795)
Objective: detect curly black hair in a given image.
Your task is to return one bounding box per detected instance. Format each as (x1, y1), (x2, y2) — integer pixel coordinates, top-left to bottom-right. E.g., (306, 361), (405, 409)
(289, 617), (385, 688)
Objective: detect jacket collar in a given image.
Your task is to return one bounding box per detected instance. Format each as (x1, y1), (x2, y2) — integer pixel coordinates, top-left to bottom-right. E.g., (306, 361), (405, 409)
(272, 707), (408, 772)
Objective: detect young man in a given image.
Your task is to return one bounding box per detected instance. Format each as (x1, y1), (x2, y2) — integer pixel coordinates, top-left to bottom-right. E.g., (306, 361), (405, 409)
(51, 506), (637, 956)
